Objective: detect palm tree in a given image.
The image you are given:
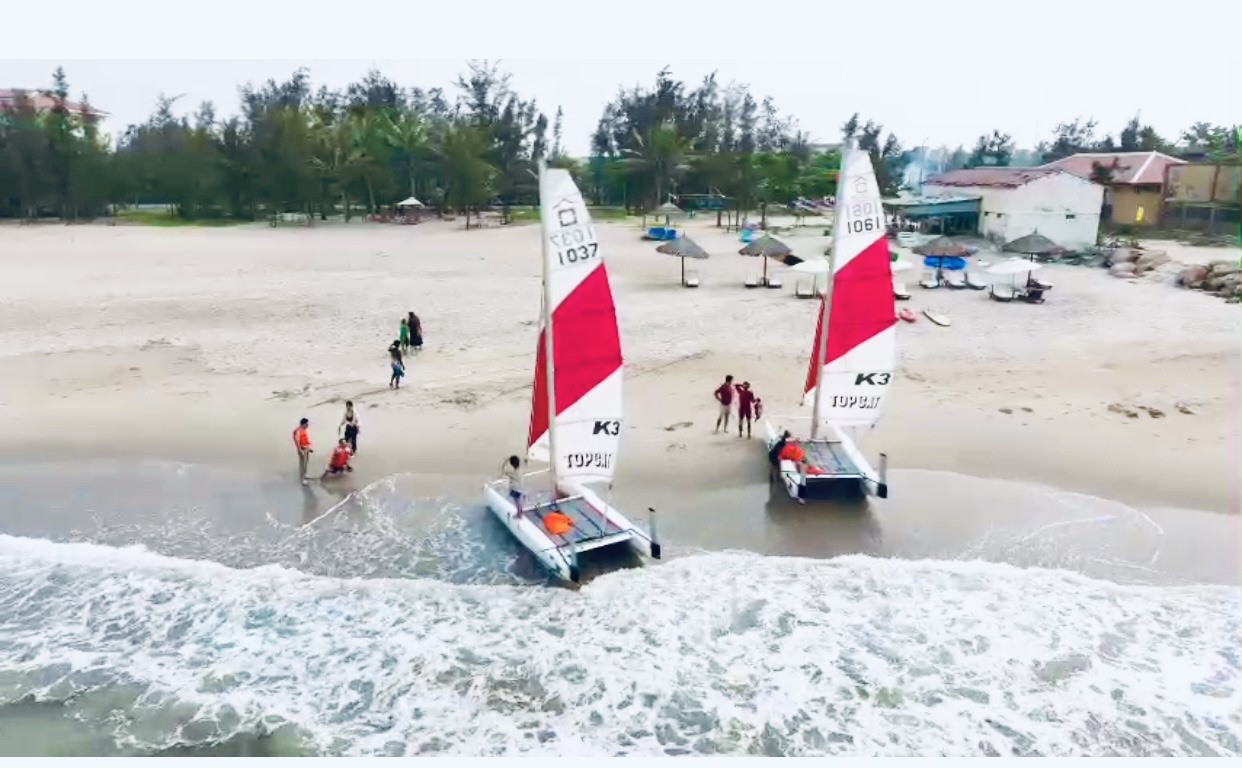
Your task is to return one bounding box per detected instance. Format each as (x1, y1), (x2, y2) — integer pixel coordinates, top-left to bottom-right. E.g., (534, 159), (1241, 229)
(380, 110), (427, 199)
(436, 121), (494, 229)
(621, 121), (691, 221)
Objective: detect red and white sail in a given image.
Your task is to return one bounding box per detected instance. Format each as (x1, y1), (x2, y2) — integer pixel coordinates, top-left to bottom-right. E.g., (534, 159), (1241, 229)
(527, 167), (624, 484)
(803, 146), (897, 428)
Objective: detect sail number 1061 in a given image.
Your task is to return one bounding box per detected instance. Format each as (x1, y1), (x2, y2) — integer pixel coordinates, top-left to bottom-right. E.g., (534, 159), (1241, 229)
(845, 216), (883, 234)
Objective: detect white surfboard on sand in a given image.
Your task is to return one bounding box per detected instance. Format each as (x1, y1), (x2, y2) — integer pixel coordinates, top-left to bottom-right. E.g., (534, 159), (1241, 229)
(923, 309), (952, 327)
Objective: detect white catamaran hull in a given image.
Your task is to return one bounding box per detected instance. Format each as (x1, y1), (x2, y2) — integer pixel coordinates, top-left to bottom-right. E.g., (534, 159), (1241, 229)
(483, 473), (660, 584)
(763, 418), (888, 501)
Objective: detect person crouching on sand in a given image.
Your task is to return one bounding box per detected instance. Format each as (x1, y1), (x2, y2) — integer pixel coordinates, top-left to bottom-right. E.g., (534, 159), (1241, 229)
(292, 417), (312, 485)
(321, 438), (354, 480)
(736, 381), (756, 438)
(502, 455), (524, 517)
(713, 374), (734, 433)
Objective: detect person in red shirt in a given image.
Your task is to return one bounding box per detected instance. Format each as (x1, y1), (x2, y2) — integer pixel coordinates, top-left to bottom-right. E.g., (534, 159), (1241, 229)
(292, 417), (312, 486)
(735, 381), (757, 438)
(713, 375), (735, 433)
(321, 438), (354, 480)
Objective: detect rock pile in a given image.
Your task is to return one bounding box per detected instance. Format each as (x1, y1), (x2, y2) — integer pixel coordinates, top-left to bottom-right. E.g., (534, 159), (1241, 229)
(1176, 260), (1242, 302)
(1105, 247), (1170, 278)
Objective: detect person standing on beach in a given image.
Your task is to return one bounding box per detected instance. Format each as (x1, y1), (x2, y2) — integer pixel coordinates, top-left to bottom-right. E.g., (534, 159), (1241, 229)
(339, 400), (359, 454)
(388, 340), (405, 389)
(292, 417), (312, 485)
(502, 455), (524, 517)
(408, 311), (423, 352)
(713, 374), (735, 433)
(735, 381), (756, 439)
(399, 318), (410, 354)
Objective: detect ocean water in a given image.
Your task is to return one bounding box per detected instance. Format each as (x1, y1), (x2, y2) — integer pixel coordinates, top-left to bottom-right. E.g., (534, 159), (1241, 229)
(0, 474), (1239, 756)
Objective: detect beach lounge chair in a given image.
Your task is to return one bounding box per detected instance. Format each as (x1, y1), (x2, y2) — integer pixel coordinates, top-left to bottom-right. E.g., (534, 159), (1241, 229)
(795, 279), (816, 299)
(745, 274), (761, 289)
(893, 281), (912, 301)
(766, 275), (783, 289)
(965, 272), (988, 290)
(989, 284), (1018, 302)
(1020, 286), (1047, 304)
(944, 271), (968, 289)
(919, 272), (941, 289)
(684, 269), (701, 288)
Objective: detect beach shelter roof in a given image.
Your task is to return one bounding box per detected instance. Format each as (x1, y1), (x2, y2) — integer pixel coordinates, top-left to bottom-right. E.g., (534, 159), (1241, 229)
(739, 234), (792, 258)
(1003, 231), (1065, 256)
(655, 201), (685, 215)
(912, 235), (975, 258)
(656, 236), (709, 259)
(396, 196), (424, 208)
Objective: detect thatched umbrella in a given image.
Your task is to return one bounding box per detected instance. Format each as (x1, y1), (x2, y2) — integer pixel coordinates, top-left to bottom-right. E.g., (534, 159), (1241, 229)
(654, 200), (685, 225)
(912, 236), (974, 258)
(1003, 231), (1065, 262)
(913, 235), (976, 273)
(739, 234), (792, 284)
(656, 236), (709, 285)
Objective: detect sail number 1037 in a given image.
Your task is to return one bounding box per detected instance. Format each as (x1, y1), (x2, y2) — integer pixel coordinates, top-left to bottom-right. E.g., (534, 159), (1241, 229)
(550, 226), (600, 266)
(556, 242), (598, 266)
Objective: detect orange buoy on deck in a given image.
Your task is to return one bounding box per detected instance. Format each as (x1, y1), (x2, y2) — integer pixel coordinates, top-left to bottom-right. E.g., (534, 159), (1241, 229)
(543, 511), (573, 536)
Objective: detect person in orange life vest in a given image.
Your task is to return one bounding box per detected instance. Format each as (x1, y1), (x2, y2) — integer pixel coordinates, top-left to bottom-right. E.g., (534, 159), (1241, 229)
(321, 438), (354, 480)
(778, 440), (826, 475)
(735, 381), (757, 439)
(713, 374), (734, 433)
(292, 417), (312, 485)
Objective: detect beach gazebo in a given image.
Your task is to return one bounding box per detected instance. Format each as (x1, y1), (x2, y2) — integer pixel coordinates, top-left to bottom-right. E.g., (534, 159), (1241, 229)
(739, 234), (795, 285)
(1003, 231), (1065, 262)
(913, 235), (976, 272)
(656, 236), (709, 286)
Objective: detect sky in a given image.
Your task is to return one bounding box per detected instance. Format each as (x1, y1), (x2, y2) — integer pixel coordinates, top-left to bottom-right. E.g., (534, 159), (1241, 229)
(4, 0), (1240, 156)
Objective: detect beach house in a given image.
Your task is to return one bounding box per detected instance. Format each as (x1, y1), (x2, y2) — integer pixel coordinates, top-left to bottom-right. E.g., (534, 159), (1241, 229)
(1041, 151), (1185, 227)
(922, 168), (1104, 249)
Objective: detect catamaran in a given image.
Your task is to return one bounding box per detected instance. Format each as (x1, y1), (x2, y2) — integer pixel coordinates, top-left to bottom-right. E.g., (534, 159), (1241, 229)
(764, 143), (897, 501)
(483, 161), (661, 583)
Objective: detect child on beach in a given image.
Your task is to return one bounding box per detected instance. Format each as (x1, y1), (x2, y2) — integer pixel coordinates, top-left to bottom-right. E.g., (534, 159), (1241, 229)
(388, 339), (405, 388)
(399, 318), (410, 353)
(292, 417), (312, 486)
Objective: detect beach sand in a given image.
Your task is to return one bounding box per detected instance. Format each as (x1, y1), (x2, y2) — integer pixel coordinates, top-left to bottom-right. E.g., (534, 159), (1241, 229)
(0, 217), (1238, 581)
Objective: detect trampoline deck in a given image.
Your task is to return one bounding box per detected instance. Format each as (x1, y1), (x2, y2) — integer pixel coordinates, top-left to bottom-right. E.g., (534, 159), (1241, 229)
(527, 495), (631, 549)
(792, 439), (862, 477)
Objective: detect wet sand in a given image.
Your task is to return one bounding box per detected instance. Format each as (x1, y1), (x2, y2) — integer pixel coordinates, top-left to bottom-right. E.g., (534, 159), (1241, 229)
(2, 459), (1235, 588)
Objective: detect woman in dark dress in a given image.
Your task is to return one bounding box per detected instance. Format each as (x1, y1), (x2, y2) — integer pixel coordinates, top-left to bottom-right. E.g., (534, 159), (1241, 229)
(408, 311), (423, 351)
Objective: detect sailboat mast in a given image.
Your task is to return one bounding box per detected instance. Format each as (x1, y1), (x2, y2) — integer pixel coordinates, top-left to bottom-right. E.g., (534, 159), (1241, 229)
(811, 142), (853, 440)
(537, 158), (560, 498)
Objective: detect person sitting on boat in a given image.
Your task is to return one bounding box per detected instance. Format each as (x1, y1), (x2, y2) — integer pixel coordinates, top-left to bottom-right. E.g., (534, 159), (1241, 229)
(778, 440), (826, 476)
(768, 430), (792, 481)
(502, 455), (524, 517)
(320, 438), (354, 480)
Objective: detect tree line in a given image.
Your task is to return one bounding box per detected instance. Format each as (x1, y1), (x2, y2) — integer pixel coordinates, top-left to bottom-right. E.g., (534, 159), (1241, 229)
(1, 63), (1238, 222)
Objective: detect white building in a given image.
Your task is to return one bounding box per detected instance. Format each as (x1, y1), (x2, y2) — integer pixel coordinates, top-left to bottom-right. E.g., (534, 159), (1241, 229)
(922, 168), (1104, 249)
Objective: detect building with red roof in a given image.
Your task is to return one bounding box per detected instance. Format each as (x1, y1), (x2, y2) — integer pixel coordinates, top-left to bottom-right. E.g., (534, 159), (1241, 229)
(1041, 151), (1184, 227)
(923, 167), (1104, 249)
